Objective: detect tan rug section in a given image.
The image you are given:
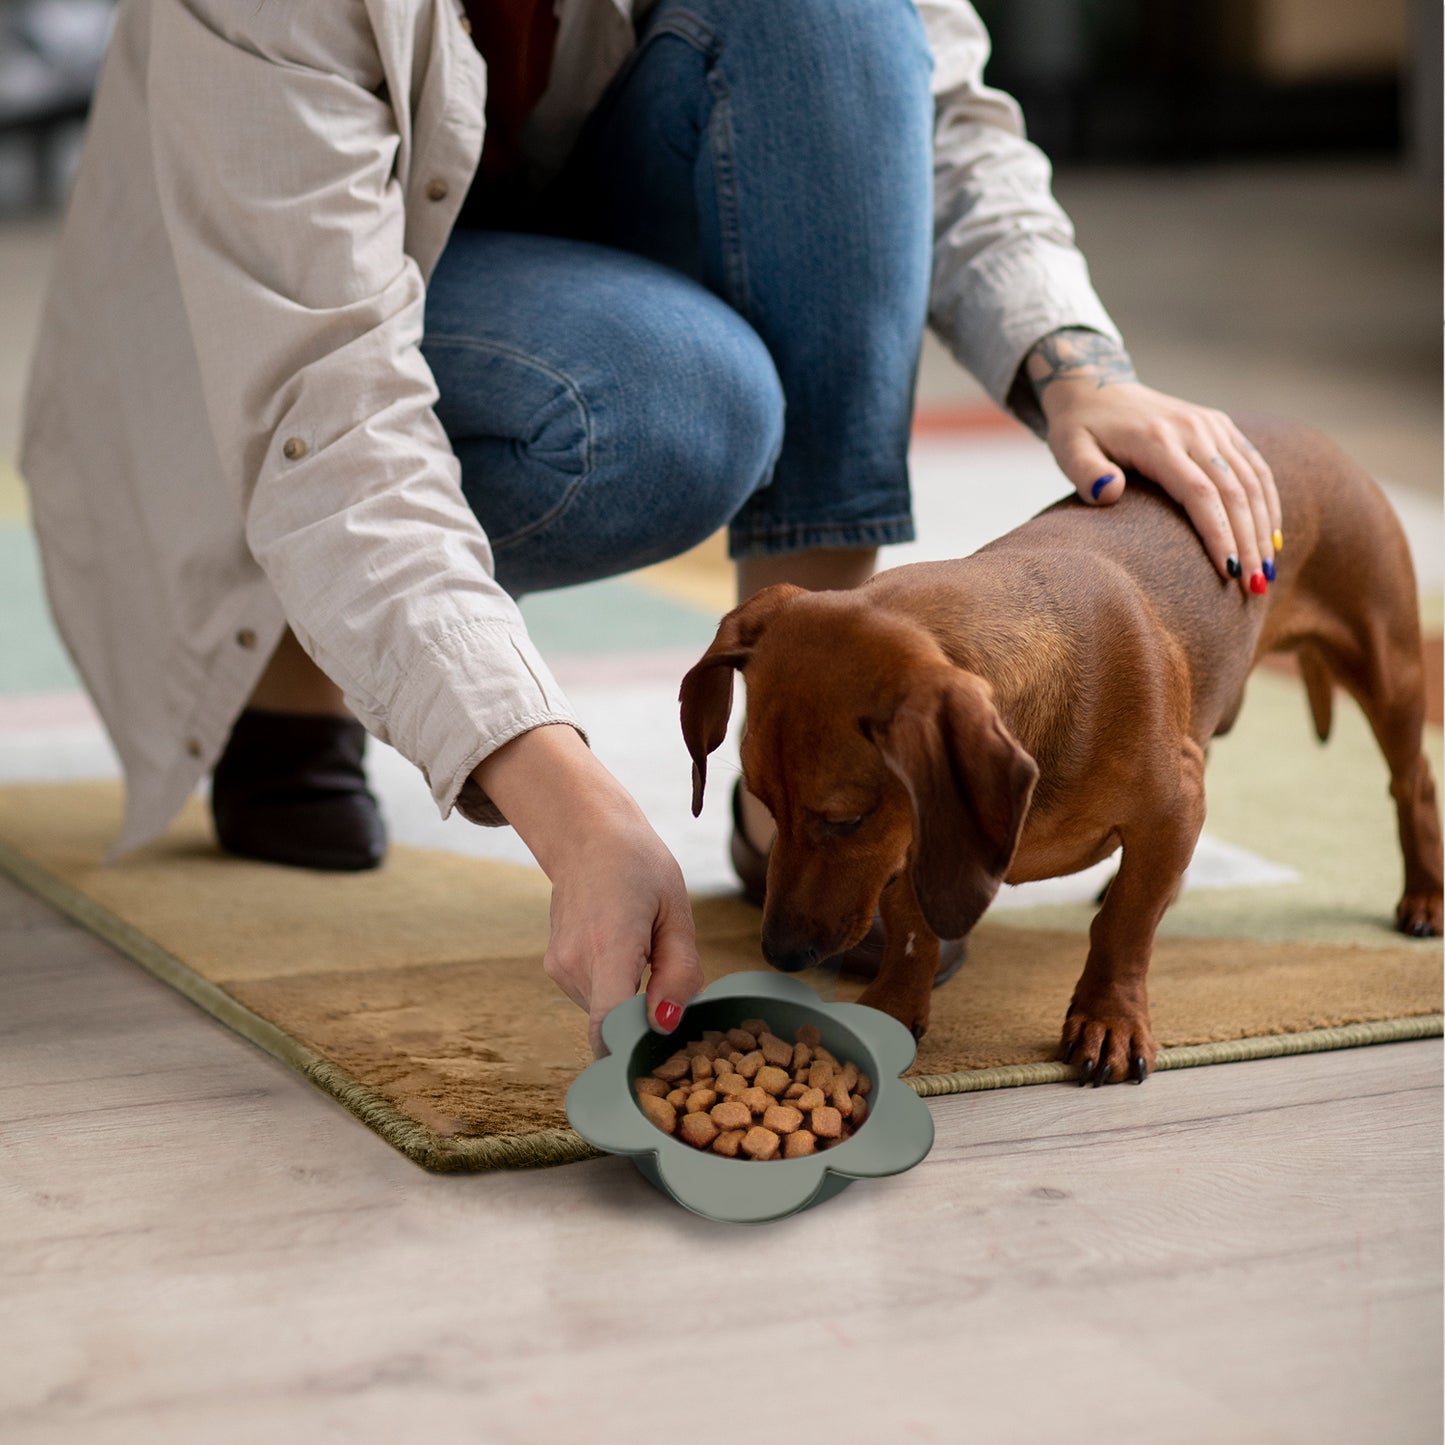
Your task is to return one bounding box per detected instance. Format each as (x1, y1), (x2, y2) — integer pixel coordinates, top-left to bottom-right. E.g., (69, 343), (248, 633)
(0, 780), (1439, 1171)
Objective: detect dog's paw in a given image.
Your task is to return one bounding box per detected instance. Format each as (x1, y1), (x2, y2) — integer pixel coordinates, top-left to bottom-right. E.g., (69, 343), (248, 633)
(856, 982), (930, 1043)
(1396, 891), (1443, 938)
(1059, 1011), (1156, 1086)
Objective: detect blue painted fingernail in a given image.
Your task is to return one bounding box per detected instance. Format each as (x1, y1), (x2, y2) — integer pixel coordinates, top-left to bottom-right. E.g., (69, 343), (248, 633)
(1226, 555), (1241, 579)
(1091, 475), (1115, 501)
(1262, 558), (1276, 582)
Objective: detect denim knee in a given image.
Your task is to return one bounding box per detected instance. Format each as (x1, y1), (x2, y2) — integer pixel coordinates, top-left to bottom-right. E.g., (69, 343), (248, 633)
(487, 290), (785, 595)
(641, 0), (932, 102)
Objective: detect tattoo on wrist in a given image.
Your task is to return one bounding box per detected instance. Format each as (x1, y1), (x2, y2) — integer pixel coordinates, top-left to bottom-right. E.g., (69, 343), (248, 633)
(1027, 328), (1138, 399)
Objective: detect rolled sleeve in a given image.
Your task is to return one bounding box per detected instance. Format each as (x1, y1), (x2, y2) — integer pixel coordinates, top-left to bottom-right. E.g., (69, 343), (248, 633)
(147, 0), (582, 824)
(918, 0), (1123, 435)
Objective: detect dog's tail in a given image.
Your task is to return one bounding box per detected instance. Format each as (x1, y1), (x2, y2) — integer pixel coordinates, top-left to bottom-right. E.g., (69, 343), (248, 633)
(1299, 647), (1334, 742)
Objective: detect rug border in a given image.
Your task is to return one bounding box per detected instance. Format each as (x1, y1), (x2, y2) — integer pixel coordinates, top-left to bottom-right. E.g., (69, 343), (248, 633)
(2, 833), (1439, 1174)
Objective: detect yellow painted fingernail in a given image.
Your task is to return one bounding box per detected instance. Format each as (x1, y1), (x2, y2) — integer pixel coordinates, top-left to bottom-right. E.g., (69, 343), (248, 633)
(1272, 529), (1284, 552)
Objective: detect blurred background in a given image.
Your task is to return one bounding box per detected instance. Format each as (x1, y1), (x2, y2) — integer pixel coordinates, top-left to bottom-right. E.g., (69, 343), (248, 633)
(0, 0), (1440, 666)
(1, 0), (1438, 506)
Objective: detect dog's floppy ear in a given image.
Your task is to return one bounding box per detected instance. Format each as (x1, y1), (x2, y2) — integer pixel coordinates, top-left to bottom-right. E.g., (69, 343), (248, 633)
(679, 584), (805, 816)
(868, 669), (1038, 939)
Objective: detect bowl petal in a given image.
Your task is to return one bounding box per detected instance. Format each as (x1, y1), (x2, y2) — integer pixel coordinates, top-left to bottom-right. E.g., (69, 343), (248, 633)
(822, 1001), (919, 1078)
(565, 1056), (653, 1155)
(823, 1081), (934, 1180)
(598, 993), (649, 1057)
(652, 1141), (830, 1224)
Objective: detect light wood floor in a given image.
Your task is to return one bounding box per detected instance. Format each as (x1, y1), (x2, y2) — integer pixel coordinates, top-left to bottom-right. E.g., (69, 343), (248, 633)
(1, 870), (1440, 1444)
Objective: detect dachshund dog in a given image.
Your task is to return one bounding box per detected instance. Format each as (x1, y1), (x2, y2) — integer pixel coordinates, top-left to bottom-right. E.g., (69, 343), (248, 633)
(679, 416), (1443, 1084)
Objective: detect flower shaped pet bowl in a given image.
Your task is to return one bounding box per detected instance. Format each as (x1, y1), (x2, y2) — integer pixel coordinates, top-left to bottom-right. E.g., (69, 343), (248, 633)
(565, 970), (935, 1224)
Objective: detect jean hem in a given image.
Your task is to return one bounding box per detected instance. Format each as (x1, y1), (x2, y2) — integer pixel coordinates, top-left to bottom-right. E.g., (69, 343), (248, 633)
(726, 516), (916, 560)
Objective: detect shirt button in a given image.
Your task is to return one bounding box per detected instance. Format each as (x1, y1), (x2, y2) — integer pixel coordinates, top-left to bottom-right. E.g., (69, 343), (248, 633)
(282, 437), (308, 461)
(236, 628), (257, 650)
(426, 177), (450, 202)
(185, 737), (203, 758)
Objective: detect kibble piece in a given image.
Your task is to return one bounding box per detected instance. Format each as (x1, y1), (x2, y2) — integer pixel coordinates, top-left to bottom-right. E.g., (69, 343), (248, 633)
(712, 1128), (746, 1158)
(686, 1089), (719, 1113)
(702, 1030), (725, 1044)
(814, 1047), (837, 1066)
(725, 1028), (758, 1052)
(755, 1065), (792, 1097)
(840, 1061), (859, 1093)
(850, 1095), (868, 1126)
(681, 1039), (708, 1058)
(711, 1054), (734, 1076)
(783, 1082), (807, 1100)
(728, 1051), (745, 1065)
(714, 1072), (747, 1098)
(808, 1060), (835, 1091)
(783, 1130), (817, 1158)
(811, 1105), (843, 1139)
(666, 1088), (690, 1108)
(710, 1100), (752, 1131)
(680, 1112), (720, 1148)
(739, 1018), (771, 1038)
(639, 1095), (677, 1133)
(791, 1042), (813, 1071)
(763, 1103), (803, 1134)
(796, 1023), (822, 1048)
(797, 1086), (825, 1112)
(653, 1054), (692, 1082)
(739, 1086), (771, 1115)
(633, 1076), (670, 1099)
(741, 1126), (780, 1160)
(759, 1033), (794, 1067)
(855, 1072), (873, 1096)
(690, 1054), (714, 1082)
(736, 1050), (765, 1080)
(831, 1079), (854, 1117)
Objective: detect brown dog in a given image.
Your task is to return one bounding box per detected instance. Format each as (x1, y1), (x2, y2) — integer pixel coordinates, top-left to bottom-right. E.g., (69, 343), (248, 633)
(680, 415), (1443, 1084)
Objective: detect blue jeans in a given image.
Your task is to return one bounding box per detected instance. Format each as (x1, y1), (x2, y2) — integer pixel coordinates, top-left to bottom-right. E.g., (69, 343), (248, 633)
(421, 0), (934, 597)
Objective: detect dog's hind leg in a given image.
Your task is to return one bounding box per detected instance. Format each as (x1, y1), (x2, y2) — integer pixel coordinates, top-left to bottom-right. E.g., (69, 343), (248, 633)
(1311, 623), (1443, 936)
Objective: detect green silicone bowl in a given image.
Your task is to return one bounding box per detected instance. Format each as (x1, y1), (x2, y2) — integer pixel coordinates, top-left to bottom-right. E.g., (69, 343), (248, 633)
(565, 970), (935, 1224)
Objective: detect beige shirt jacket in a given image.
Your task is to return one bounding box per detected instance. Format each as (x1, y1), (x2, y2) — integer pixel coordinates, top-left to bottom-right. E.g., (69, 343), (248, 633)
(19, 0), (1122, 858)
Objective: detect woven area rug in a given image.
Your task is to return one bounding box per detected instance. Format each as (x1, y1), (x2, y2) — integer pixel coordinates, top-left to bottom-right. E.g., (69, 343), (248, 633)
(1, 769), (1439, 1172)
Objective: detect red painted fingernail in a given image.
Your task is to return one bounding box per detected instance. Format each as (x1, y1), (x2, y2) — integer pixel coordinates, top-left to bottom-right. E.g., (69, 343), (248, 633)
(1249, 570), (1267, 595)
(656, 1000), (682, 1031)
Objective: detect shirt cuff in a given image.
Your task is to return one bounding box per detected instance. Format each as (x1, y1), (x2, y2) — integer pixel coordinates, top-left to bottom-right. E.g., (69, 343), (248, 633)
(930, 240), (1123, 439)
(381, 618), (589, 828)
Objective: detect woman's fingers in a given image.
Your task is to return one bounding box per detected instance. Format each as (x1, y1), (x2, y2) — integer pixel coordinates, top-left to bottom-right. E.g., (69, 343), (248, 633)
(1200, 433), (1274, 587)
(1046, 389), (1282, 596)
(1051, 429), (1125, 506)
(1161, 443), (1263, 593)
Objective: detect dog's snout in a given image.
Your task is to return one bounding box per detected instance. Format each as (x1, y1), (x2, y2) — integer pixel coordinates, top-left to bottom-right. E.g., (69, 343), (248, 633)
(761, 938), (819, 973)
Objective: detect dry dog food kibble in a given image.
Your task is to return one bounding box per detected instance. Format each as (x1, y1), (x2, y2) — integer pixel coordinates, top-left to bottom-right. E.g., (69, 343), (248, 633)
(633, 1018), (873, 1160)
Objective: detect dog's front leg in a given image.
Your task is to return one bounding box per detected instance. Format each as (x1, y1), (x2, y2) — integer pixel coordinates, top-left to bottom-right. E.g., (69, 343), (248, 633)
(856, 872), (939, 1042)
(1061, 742), (1207, 1085)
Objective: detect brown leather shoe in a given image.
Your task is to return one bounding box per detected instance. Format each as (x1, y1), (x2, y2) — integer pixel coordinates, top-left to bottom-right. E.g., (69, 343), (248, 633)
(730, 780), (966, 987)
(211, 709), (387, 871)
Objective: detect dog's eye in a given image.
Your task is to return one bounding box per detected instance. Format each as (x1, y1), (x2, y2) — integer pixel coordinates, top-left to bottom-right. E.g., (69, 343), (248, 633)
(821, 813), (867, 837)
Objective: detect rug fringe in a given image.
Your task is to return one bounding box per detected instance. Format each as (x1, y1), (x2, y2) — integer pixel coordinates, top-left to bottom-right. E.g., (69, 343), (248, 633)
(904, 1015), (1444, 1096)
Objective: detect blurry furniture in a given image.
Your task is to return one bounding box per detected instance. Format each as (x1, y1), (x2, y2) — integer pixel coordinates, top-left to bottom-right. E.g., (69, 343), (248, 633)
(0, 0), (114, 209)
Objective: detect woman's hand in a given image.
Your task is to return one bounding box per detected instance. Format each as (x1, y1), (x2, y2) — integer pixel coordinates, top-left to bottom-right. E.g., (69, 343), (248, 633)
(1024, 329), (1283, 597)
(472, 724), (704, 1059)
